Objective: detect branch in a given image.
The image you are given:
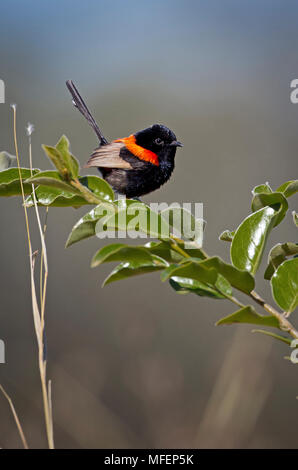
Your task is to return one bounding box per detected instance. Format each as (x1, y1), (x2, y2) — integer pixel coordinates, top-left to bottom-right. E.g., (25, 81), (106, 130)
(168, 240), (298, 338)
(249, 290), (298, 340)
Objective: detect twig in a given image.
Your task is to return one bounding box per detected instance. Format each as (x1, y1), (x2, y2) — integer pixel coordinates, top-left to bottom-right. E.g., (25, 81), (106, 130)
(170, 236), (208, 259)
(0, 384), (28, 449)
(222, 293), (245, 309)
(170, 241), (191, 259)
(170, 240), (298, 336)
(249, 290), (298, 340)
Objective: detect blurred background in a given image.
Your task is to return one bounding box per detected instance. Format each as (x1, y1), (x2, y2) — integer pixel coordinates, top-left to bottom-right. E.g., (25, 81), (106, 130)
(0, 0), (297, 448)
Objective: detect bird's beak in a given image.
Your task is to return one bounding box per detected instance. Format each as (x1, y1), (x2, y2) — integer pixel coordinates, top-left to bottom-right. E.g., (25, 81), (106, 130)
(170, 140), (183, 147)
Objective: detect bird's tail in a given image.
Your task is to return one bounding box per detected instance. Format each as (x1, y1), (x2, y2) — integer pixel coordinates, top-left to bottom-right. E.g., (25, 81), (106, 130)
(66, 80), (108, 145)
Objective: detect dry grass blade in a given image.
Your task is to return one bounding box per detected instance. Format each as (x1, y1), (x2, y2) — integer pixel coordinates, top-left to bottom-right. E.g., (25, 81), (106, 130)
(40, 208), (49, 307)
(0, 384), (29, 449)
(48, 380), (54, 444)
(28, 127), (49, 328)
(11, 107), (54, 449)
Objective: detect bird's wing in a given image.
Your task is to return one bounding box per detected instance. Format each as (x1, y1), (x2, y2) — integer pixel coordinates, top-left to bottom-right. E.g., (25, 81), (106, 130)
(84, 142), (133, 169)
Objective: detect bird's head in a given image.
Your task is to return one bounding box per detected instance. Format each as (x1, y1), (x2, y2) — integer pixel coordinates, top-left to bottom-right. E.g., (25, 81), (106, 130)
(134, 124), (182, 163)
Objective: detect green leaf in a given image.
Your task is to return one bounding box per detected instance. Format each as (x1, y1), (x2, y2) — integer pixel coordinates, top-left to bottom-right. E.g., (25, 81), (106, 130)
(56, 135), (79, 179)
(264, 242), (298, 280)
(231, 206), (276, 274)
(160, 262), (218, 286)
(79, 175), (114, 203)
(25, 170), (87, 207)
(251, 329), (292, 345)
(169, 276), (225, 299)
(160, 206), (204, 246)
(170, 240), (207, 259)
(104, 201), (171, 239)
(219, 230), (235, 242)
(91, 244), (157, 268)
(251, 191), (288, 227)
(103, 256), (168, 286)
(143, 241), (184, 263)
(216, 305), (280, 328)
(66, 202), (116, 247)
(215, 274), (233, 297)
(67, 199), (173, 248)
(68, 199), (203, 250)
(42, 144), (70, 179)
(26, 170), (81, 193)
(41, 136), (80, 180)
(276, 180), (298, 198)
(92, 240), (192, 268)
(25, 186), (89, 208)
(0, 168), (40, 197)
(161, 257), (248, 297)
(0, 151), (16, 170)
(115, 240), (203, 266)
(197, 256), (255, 294)
(252, 183), (273, 195)
(271, 258), (298, 314)
(26, 173), (114, 208)
(293, 211), (298, 227)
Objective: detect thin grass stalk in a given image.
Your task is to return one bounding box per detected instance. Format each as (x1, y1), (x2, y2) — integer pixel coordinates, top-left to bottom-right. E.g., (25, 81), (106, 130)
(0, 384), (29, 449)
(12, 107), (54, 448)
(27, 121), (54, 449)
(40, 208), (49, 307)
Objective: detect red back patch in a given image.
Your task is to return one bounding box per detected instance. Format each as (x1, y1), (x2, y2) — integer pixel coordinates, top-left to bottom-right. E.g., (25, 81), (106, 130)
(114, 134), (159, 166)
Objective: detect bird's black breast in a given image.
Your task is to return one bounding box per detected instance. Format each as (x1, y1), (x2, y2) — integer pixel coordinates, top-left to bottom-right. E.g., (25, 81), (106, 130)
(101, 146), (176, 198)
(125, 159), (175, 197)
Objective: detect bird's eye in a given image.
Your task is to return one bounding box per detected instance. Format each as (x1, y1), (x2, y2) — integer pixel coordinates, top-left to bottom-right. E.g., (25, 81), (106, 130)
(155, 137), (164, 145)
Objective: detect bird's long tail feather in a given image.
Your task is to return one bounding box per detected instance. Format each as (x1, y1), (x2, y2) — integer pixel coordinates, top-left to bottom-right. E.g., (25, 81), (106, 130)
(66, 80), (108, 145)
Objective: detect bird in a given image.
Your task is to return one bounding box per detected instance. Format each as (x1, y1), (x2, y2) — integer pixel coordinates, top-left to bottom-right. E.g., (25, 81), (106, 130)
(66, 80), (182, 198)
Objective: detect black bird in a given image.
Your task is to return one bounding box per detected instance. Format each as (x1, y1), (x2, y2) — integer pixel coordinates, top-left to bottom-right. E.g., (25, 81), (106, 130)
(66, 80), (182, 198)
